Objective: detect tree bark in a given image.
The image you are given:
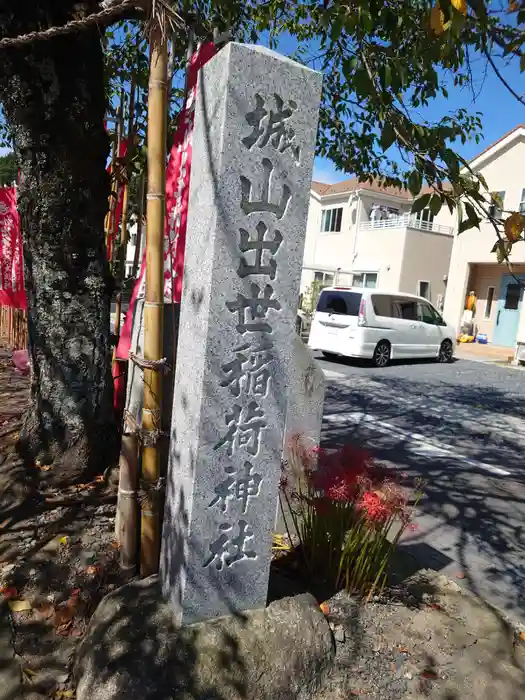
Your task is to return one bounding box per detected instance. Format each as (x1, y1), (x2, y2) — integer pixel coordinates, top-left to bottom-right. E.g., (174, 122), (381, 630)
(0, 1), (117, 481)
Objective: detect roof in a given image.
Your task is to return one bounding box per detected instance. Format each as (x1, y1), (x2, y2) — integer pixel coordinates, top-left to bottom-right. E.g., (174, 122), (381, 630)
(311, 177), (412, 200)
(469, 124), (525, 166)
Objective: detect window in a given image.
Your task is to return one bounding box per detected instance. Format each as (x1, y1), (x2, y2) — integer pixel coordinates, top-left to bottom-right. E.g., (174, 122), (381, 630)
(485, 286), (495, 319)
(504, 283), (521, 311)
(488, 191), (505, 219)
(519, 189), (525, 215)
(352, 272), (378, 288)
(321, 207), (343, 233)
(316, 290), (362, 316)
(371, 294), (393, 317)
(416, 209), (434, 225)
(314, 271), (334, 287)
(417, 301), (436, 324)
(392, 299), (417, 320)
(418, 281), (430, 299)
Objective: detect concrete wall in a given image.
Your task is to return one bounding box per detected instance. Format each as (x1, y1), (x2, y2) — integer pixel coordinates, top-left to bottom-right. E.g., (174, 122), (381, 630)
(352, 226), (406, 291)
(302, 193), (353, 273)
(399, 228), (453, 307)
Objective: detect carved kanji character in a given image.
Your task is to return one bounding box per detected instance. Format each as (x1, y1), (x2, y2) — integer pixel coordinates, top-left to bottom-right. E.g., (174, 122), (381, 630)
(242, 93), (301, 162)
(220, 337), (273, 398)
(214, 401), (267, 456)
(237, 220), (283, 280)
(226, 283), (281, 334)
(203, 520), (257, 570)
(240, 158), (291, 220)
(209, 462), (263, 514)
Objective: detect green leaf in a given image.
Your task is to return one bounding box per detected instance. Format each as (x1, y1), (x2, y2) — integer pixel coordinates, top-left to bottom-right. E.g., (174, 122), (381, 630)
(464, 201), (480, 225)
(495, 239), (512, 263)
(459, 218), (477, 234)
(380, 123), (396, 151)
(429, 194), (443, 217)
(411, 193), (432, 214)
(408, 170), (422, 197)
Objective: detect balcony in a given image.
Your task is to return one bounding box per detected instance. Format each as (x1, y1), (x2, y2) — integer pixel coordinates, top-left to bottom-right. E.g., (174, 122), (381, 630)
(359, 213), (453, 235)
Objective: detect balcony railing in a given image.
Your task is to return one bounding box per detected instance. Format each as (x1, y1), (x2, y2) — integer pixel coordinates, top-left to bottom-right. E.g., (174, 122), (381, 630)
(359, 213), (453, 235)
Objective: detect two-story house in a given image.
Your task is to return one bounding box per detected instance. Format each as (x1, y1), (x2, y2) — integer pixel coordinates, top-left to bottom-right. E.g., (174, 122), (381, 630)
(301, 178), (455, 309)
(443, 124), (525, 351)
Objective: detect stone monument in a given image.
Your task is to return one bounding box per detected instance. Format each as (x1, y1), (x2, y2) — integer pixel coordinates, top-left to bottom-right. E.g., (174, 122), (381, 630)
(161, 42), (322, 624)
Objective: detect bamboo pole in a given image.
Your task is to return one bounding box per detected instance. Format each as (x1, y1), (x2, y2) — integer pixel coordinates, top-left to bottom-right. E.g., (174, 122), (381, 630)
(114, 74), (138, 569)
(131, 173), (145, 278)
(110, 93), (125, 267)
(140, 29), (168, 577)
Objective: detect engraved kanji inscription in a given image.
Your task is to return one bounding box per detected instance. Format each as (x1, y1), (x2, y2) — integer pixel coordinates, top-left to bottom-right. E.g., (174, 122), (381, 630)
(240, 158), (291, 220)
(214, 401), (268, 456)
(242, 93), (301, 162)
(209, 461), (263, 514)
(226, 283), (281, 334)
(203, 520), (257, 570)
(238, 220), (283, 280)
(220, 336), (273, 398)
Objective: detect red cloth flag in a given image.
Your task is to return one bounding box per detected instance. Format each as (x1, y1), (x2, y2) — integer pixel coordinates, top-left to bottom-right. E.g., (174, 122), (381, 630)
(116, 42), (216, 360)
(0, 186), (25, 309)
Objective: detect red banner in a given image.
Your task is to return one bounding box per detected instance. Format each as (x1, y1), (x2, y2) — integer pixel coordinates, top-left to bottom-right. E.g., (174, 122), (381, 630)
(116, 42), (216, 360)
(0, 186), (25, 309)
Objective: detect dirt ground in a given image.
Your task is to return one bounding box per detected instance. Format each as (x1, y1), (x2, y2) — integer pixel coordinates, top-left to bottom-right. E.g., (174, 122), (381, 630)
(2, 343), (525, 700)
(0, 345), (129, 699)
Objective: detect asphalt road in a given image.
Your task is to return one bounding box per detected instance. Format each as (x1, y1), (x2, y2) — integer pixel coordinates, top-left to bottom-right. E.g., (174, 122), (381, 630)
(317, 354), (525, 622)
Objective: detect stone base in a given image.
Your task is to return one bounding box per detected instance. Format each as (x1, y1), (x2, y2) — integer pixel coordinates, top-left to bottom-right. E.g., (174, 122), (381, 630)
(74, 577), (334, 700)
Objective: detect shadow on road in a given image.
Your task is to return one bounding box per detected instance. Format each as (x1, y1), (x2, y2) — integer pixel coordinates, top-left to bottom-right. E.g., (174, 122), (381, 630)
(322, 369), (525, 621)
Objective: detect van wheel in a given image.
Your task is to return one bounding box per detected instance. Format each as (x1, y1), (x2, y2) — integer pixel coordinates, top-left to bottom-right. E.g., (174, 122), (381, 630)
(438, 339), (454, 363)
(372, 341), (391, 368)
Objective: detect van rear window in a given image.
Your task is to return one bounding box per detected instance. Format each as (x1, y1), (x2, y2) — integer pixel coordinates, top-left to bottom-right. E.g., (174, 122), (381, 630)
(316, 291), (362, 316)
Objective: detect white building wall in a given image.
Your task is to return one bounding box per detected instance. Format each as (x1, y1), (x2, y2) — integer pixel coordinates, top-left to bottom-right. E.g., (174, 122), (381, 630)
(443, 137), (525, 334)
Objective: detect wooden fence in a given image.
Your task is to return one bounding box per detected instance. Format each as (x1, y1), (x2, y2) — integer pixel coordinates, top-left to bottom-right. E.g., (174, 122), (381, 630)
(0, 306), (28, 349)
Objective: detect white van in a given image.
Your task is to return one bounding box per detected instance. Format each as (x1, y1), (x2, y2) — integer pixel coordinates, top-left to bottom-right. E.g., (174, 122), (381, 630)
(308, 287), (455, 367)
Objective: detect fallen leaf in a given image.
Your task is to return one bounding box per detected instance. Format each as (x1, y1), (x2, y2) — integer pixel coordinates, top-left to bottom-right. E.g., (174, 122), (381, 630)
(8, 599), (32, 612)
(85, 564), (102, 577)
(1, 586), (17, 600)
(55, 691), (74, 699)
(32, 601), (55, 621)
(53, 602), (75, 627)
(421, 669), (438, 680)
(520, 631), (525, 641)
(95, 475), (104, 483)
(22, 668), (37, 683)
(59, 536), (68, 546)
(37, 465), (52, 472)
(320, 601), (329, 615)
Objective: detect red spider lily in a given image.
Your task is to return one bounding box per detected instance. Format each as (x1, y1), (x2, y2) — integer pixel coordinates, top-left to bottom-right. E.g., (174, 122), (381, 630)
(358, 491), (392, 523)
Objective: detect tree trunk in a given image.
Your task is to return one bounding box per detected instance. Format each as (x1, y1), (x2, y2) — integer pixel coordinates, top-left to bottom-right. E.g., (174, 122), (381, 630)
(0, 2), (117, 481)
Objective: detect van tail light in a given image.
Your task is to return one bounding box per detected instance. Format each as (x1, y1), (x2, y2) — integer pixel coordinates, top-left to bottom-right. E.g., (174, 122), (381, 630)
(358, 298), (367, 327)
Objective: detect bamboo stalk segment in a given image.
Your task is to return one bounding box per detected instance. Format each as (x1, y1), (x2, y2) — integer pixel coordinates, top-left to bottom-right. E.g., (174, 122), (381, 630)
(140, 29), (168, 577)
